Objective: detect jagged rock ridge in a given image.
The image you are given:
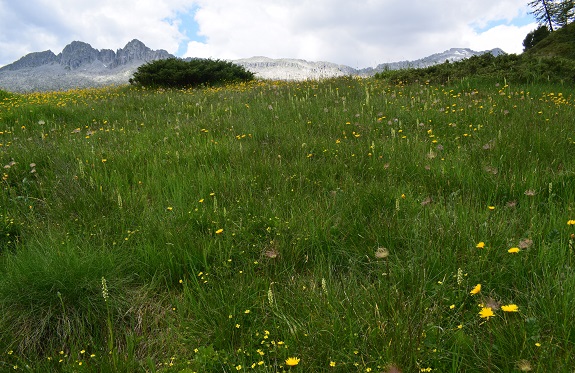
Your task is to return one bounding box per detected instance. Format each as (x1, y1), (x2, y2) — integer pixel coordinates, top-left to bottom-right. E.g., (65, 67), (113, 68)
(1, 39), (172, 71)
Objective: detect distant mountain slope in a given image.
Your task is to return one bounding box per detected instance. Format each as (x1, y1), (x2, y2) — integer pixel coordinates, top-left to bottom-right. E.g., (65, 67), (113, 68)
(368, 47), (506, 73)
(0, 39), (174, 92)
(232, 56), (358, 80)
(0, 40), (505, 92)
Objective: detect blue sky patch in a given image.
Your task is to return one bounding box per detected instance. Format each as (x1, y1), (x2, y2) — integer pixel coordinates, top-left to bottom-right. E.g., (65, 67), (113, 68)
(473, 13), (536, 33)
(169, 7), (207, 56)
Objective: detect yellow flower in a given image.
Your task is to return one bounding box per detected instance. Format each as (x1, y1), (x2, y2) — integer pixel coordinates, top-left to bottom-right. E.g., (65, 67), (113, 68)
(501, 304), (519, 312)
(488, 206), (495, 210)
(508, 247), (520, 254)
(479, 307), (495, 319)
(470, 283), (481, 295)
(476, 241), (485, 249)
(285, 357), (300, 366)
(568, 220), (575, 225)
(215, 228), (224, 234)
(330, 361), (336, 367)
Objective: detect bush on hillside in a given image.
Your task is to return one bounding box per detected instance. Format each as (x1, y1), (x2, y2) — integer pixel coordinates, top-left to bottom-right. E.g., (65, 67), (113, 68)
(129, 58), (254, 88)
(374, 52), (575, 85)
(0, 89), (13, 100)
(525, 22), (575, 60)
(523, 25), (551, 51)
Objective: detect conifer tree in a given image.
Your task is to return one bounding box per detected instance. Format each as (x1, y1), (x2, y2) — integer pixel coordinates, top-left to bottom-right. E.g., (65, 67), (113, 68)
(528, 0), (556, 31)
(553, 0), (574, 26)
(528, 0), (575, 30)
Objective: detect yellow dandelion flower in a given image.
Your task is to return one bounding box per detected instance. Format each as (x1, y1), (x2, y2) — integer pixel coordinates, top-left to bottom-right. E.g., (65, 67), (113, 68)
(501, 304), (519, 312)
(568, 220), (575, 225)
(479, 307), (495, 319)
(476, 241), (485, 249)
(488, 206), (495, 210)
(470, 284), (481, 295)
(285, 357), (300, 366)
(330, 361), (336, 367)
(508, 247), (520, 254)
(215, 228), (224, 234)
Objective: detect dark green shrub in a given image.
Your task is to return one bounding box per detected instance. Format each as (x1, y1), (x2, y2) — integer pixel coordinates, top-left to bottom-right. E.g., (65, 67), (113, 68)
(129, 58), (254, 88)
(374, 52), (575, 85)
(523, 25), (551, 51)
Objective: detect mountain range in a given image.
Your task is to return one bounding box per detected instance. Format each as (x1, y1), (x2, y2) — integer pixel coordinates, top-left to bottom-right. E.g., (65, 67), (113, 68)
(0, 39), (505, 92)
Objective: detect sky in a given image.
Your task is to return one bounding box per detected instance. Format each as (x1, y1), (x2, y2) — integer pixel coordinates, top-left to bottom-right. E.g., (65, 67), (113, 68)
(0, 0), (538, 69)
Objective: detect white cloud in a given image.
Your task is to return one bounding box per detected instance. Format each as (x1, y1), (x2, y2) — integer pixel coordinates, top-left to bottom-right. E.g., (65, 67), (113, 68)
(0, 0), (538, 68)
(466, 23), (539, 54)
(183, 0), (535, 67)
(0, 0), (193, 66)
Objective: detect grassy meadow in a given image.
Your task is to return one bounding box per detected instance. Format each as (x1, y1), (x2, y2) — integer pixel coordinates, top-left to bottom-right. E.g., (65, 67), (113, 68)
(1, 76), (575, 372)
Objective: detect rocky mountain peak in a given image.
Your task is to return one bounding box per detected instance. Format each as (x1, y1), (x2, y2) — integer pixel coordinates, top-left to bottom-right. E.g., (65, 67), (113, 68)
(111, 39), (171, 68)
(1, 50), (58, 71)
(0, 39), (174, 72)
(59, 41), (100, 69)
(124, 39), (147, 50)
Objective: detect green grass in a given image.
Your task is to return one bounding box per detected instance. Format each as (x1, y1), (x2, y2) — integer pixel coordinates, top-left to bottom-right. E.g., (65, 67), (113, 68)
(1, 77), (575, 372)
(527, 22), (575, 60)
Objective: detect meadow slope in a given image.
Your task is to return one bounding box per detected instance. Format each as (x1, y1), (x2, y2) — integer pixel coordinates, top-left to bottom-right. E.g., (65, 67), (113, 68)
(1, 77), (575, 372)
